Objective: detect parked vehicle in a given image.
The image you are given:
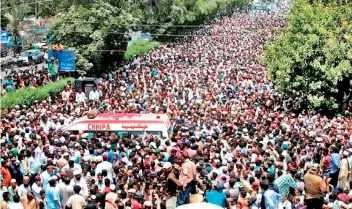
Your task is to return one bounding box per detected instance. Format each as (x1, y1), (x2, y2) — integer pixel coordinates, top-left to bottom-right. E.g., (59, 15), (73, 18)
(17, 49), (44, 66)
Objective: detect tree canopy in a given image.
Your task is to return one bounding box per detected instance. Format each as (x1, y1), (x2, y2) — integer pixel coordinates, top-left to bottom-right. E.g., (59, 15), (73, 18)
(48, 0), (247, 74)
(50, 1), (139, 73)
(262, 0), (352, 114)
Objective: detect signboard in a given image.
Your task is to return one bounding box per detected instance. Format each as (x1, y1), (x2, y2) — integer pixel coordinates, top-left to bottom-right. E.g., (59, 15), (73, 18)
(48, 50), (76, 72)
(1, 30), (9, 43)
(59, 50), (75, 71)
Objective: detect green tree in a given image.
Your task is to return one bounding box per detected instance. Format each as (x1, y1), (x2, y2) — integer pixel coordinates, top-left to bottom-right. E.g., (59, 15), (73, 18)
(262, 0), (352, 113)
(3, 0), (32, 53)
(50, 0), (248, 73)
(50, 0), (139, 73)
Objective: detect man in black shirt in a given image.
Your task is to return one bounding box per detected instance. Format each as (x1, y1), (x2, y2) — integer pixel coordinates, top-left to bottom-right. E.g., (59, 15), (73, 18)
(162, 162), (183, 209)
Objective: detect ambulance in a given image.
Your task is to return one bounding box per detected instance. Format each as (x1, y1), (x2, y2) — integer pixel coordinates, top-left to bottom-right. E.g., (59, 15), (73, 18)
(62, 113), (173, 139)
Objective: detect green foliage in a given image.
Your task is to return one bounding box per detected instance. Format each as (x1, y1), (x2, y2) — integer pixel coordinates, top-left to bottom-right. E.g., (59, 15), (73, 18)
(49, 0), (247, 73)
(1, 78), (74, 109)
(262, 0), (352, 113)
(124, 40), (160, 60)
(50, 0), (139, 73)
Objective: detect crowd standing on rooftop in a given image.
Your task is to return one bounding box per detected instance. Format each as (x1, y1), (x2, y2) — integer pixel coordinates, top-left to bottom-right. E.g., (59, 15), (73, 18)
(1, 2), (352, 209)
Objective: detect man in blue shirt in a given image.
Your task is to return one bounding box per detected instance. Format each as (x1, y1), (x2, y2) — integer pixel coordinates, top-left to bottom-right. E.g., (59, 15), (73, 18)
(330, 146), (340, 187)
(205, 183), (227, 207)
(47, 179), (61, 209)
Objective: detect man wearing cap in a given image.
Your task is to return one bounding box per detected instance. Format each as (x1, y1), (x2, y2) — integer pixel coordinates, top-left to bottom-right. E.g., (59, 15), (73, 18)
(8, 179), (19, 202)
(95, 154), (114, 182)
(70, 170), (89, 197)
(105, 184), (118, 209)
(162, 162), (183, 209)
(205, 182), (227, 207)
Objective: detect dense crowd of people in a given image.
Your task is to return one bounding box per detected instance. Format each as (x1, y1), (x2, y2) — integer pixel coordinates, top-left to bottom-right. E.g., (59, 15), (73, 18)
(1, 57), (61, 96)
(1, 65), (49, 95)
(1, 2), (352, 209)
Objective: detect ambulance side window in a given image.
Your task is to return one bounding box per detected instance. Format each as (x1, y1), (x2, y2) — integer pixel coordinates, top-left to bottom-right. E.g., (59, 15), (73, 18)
(130, 131), (144, 138)
(118, 131), (128, 138)
(146, 131), (162, 136)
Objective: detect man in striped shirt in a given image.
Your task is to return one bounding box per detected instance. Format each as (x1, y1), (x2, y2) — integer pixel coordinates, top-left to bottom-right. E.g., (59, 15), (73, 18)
(274, 169), (299, 196)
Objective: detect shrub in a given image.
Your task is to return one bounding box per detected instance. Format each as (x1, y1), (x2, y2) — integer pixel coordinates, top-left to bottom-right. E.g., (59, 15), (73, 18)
(1, 77), (74, 109)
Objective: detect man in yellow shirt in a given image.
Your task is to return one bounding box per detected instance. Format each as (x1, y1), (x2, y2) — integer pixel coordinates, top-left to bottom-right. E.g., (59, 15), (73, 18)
(20, 192), (39, 209)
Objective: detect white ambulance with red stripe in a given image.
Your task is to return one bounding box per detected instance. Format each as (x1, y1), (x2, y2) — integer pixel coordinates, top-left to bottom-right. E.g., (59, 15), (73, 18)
(62, 113), (172, 138)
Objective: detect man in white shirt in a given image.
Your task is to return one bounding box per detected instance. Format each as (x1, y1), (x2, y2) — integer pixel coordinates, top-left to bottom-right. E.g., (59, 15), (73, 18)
(18, 176), (31, 197)
(89, 86), (100, 101)
(31, 176), (43, 199)
(69, 170), (89, 198)
(62, 159), (82, 174)
(34, 143), (44, 164)
(95, 154), (115, 182)
(75, 89), (87, 104)
(7, 195), (24, 209)
(40, 116), (53, 134)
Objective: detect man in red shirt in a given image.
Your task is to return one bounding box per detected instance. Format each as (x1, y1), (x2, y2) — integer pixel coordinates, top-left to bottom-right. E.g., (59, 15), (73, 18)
(1, 160), (11, 187)
(321, 148), (331, 177)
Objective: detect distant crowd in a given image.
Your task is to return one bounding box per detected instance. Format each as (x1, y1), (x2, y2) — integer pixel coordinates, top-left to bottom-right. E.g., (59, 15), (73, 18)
(1, 2), (352, 209)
